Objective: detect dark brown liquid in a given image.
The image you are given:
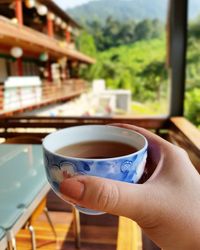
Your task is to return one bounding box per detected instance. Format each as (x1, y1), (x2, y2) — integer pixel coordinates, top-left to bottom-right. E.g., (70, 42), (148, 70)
(56, 140), (137, 159)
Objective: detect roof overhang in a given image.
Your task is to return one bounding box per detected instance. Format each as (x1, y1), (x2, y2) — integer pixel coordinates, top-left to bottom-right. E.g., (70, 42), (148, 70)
(39, 0), (81, 29)
(0, 0), (81, 29)
(0, 16), (95, 64)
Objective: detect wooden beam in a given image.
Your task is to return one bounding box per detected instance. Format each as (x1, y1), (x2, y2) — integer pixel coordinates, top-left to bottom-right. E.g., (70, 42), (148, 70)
(0, 116), (169, 129)
(168, 117), (200, 172)
(0, 116), (169, 140)
(170, 117), (200, 151)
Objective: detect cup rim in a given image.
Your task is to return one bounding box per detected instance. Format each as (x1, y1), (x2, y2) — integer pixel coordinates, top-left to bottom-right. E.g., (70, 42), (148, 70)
(42, 125), (148, 161)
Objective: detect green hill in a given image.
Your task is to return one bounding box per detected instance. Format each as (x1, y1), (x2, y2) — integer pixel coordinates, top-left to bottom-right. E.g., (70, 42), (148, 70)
(67, 0), (200, 24)
(68, 0), (168, 24)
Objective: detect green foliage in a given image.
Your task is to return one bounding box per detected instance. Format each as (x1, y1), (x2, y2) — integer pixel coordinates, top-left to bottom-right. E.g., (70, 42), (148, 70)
(131, 100), (167, 115)
(185, 88), (200, 126)
(76, 31), (97, 57)
(188, 16), (200, 40)
(84, 17), (164, 51)
(139, 60), (168, 100)
(187, 18), (200, 91)
(134, 19), (154, 40)
(79, 37), (168, 103)
(185, 16), (200, 127)
(75, 9), (200, 127)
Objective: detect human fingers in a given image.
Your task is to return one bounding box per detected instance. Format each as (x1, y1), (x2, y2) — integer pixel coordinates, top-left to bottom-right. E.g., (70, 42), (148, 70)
(60, 175), (151, 220)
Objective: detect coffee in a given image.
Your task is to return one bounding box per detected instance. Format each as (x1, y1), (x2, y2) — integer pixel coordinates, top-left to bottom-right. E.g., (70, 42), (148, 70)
(56, 140), (137, 159)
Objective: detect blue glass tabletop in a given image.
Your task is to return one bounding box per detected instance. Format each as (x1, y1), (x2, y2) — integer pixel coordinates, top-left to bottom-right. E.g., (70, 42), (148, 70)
(0, 144), (47, 209)
(0, 228), (5, 239)
(0, 227), (7, 250)
(0, 207), (23, 230)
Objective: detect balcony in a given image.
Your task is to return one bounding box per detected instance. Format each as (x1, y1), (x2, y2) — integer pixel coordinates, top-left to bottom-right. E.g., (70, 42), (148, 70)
(0, 115), (199, 249)
(0, 79), (87, 116)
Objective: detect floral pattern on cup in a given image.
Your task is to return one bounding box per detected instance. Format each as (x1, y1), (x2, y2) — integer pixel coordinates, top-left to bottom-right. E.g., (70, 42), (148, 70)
(44, 148), (147, 193)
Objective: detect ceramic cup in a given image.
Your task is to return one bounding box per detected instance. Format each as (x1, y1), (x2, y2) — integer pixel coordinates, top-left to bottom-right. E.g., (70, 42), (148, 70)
(42, 125), (148, 215)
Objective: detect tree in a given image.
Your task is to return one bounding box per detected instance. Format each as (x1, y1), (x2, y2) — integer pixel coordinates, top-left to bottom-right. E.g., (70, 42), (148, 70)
(139, 61), (167, 100)
(185, 88), (200, 127)
(134, 19), (154, 41)
(84, 17), (164, 51)
(76, 31), (97, 57)
(188, 16), (200, 40)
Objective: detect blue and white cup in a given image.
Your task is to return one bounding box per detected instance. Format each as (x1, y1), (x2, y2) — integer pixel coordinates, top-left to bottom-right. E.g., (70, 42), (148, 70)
(42, 125), (148, 215)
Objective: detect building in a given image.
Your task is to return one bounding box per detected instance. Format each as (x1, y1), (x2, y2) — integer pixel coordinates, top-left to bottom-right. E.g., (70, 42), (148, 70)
(0, 0), (95, 115)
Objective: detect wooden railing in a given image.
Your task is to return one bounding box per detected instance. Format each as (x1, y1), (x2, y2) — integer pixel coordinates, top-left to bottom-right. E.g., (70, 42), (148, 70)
(168, 117), (200, 172)
(0, 79), (86, 116)
(0, 116), (169, 139)
(0, 115), (199, 170)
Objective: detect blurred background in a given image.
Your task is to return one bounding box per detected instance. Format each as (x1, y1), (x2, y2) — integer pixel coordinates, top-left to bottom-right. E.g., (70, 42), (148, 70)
(0, 1), (199, 250)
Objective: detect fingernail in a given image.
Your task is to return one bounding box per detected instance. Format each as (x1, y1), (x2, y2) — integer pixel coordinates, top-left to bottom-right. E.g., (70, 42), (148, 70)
(60, 178), (84, 201)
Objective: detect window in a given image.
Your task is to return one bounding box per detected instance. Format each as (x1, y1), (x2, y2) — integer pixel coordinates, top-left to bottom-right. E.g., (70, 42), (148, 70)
(72, 0), (170, 117)
(186, 0), (200, 128)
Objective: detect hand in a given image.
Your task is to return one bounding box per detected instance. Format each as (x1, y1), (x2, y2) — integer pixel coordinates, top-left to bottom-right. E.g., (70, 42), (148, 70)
(60, 124), (200, 250)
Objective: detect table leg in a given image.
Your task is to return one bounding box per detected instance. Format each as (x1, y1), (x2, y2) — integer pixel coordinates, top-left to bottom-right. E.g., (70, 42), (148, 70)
(7, 237), (17, 250)
(72, 207), (81, 249)
(28, 225), (36, 250)
(44, 207), (57, 239)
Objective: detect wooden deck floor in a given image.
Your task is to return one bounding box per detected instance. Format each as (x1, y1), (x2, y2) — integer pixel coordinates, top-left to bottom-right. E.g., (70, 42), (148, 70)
(16, 211), (117, 250)
(15, 191), (143, 250)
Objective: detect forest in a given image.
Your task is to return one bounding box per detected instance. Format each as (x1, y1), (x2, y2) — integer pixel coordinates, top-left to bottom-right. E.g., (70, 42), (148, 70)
(75, 16), (200, 128)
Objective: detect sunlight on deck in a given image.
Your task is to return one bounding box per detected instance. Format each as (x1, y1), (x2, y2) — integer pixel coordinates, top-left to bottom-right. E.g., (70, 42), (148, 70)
(117, 217), (142, 250)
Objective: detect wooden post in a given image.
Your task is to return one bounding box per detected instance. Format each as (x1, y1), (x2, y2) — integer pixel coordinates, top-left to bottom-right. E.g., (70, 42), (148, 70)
(15, 0), (23, 26)
(47, 17), (54, 37)
(47, 60), (52, 82)
(66, 30), (71, 44)
(169, 0), (188, 116)
(72, 207), (81, 249)
(17, 58), (23, 76)
(0, 85), (3, 110)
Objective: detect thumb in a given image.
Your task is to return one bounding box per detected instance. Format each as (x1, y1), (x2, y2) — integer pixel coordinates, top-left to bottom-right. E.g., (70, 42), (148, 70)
(60, 175), (149, 220)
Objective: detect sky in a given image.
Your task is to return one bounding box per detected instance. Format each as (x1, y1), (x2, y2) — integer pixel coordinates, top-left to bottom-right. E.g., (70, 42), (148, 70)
(53, 0), (92, 9)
